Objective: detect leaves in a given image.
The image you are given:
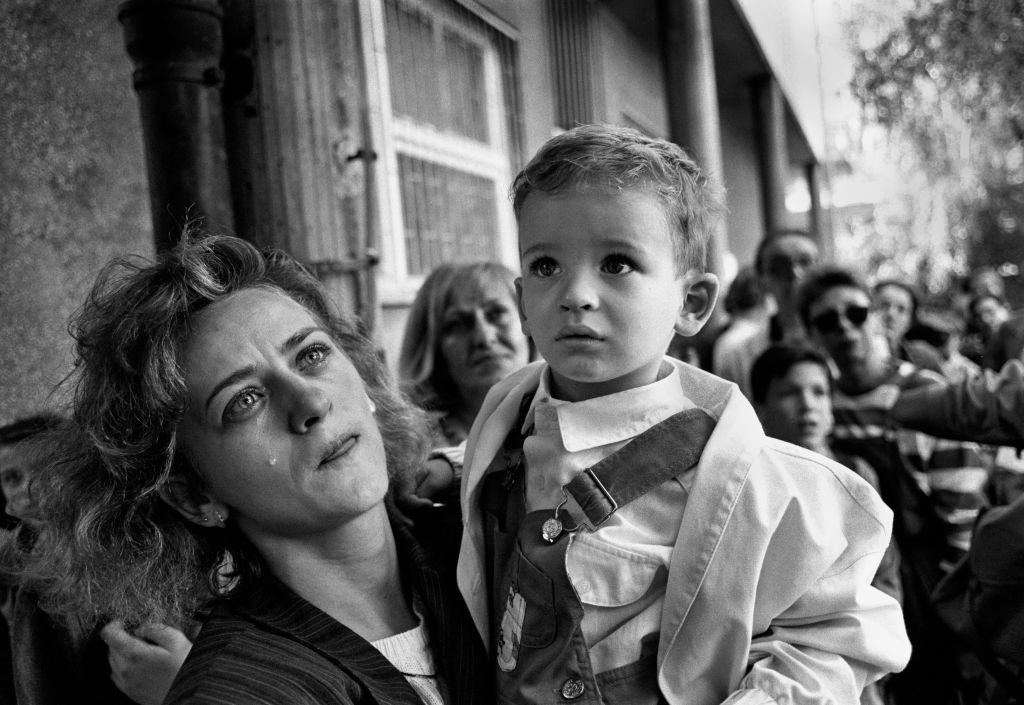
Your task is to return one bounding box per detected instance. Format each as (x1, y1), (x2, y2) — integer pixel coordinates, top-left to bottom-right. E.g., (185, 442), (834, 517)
(849, 0), (1024, 300)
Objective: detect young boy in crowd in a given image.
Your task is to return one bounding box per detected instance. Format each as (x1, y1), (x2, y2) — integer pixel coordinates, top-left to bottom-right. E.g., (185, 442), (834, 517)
(749, 344), (903, 705)
(456, 124), (910, 704)
(749, 343), (902, 603)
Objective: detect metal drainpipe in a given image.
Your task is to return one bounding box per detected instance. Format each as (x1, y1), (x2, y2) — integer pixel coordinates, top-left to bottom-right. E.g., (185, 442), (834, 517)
(118, 0), (234, 250)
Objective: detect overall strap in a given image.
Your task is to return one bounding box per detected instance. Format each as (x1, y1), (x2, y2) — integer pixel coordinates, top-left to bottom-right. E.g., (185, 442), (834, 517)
(561, 408), (716, 532)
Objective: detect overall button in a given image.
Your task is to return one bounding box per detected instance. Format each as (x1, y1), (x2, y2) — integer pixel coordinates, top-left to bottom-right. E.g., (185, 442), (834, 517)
(560, 677), (585, 700)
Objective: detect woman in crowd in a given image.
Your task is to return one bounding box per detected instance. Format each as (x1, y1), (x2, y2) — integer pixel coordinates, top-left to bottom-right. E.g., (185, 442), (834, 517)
(395, 263), (531, 528)
(399, 262), (531, 448)
(18, 234), (489, 704)
(872, 279), (945, 375)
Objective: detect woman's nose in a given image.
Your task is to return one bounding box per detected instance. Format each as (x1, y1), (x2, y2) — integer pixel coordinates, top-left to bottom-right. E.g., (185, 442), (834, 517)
(288, 379), (331, 433)
(470, 311), (499, 347)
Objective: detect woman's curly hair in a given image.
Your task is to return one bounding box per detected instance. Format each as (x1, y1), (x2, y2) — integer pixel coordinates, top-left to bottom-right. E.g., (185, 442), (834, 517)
(17, 233), (430, 636)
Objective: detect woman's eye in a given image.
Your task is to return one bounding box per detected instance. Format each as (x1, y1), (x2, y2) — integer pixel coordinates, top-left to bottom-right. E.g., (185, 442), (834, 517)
(601, 255), (636, 275)
(528, 257), (559, 278)
(441, 316), (469, 336)
(298, 343), (331, 369)
(486, 306), (512, 325)
(223, 389), (263, 423)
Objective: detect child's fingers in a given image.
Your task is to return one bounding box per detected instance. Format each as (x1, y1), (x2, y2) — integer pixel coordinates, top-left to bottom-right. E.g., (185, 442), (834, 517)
(133, 623), (193, 653)
(99, 620), (135, 650)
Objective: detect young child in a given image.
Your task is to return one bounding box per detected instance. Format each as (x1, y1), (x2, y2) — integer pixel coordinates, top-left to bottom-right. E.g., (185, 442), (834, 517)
(456, 124), (910, 704)
(749, 343), (902, 603)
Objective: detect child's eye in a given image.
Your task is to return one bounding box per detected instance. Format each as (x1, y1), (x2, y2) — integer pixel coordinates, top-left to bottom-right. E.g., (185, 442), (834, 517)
(297, 343), (332, 370)
(527, 257), (560, 278)
(223, 388), (264, 423)
(601, 255), (637, 275)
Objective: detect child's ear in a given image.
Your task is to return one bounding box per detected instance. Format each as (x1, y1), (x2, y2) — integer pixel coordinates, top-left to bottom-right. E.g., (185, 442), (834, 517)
(515, 277), (531, 336)
(159, 472), (230, 529)
(674, 271), (720, 337)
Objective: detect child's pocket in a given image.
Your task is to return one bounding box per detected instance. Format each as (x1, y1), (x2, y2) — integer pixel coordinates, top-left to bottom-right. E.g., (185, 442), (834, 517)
(567, 534), (663, 608)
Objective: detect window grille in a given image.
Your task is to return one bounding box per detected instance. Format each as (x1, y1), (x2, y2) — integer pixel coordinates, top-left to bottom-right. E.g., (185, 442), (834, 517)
(547, 0), (597, 130)
(398, 153), (499, 274)
(372, 0), (521, 281)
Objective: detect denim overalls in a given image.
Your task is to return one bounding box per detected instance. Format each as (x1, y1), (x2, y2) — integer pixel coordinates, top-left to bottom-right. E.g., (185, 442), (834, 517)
(481, 401), (715, 704)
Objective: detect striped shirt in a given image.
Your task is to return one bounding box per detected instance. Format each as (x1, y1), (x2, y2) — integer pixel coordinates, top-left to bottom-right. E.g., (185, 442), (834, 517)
(831, 362), (988, 576)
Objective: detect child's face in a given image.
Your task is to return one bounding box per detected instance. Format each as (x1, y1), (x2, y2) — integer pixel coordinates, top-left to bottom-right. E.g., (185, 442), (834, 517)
(758, 362), (833, 450)
(516, 188), (717, 401)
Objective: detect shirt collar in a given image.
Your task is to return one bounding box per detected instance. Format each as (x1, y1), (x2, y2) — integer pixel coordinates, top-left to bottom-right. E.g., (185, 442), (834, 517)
(522, 361), (694, 452)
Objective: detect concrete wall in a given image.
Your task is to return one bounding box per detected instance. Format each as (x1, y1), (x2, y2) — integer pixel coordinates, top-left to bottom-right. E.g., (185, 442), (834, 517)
(733, 0), (825, 159)
(720, 91), (766, 272)
(0, 0), (152, 425)
(594, 6), (668, 139)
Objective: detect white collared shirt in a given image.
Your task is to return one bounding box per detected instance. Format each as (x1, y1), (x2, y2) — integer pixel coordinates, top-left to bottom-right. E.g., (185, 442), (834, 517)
(521, 363), (697, 674)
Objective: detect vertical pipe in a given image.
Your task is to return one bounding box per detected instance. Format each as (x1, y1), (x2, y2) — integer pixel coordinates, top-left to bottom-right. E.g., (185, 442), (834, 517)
(118, 0), (234, 250)
(661, 0), (727, 281)
(806, 161), (822, 242)
(753, 75), (790, 237)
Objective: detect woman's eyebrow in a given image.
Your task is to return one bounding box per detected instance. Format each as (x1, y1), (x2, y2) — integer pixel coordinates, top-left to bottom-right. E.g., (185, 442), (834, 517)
(280, 326), (322, 352)
(205, 365), (256, 412)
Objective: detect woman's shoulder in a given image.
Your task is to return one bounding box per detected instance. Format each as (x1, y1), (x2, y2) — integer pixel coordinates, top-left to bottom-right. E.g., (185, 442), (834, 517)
(166, 604), (364, 705)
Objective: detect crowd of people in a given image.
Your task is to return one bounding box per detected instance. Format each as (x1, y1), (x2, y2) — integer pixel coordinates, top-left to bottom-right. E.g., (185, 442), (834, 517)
(0, 123), (1021, 704)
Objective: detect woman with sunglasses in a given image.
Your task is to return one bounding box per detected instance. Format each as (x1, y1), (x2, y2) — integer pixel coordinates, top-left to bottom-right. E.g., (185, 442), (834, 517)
(18, 234), (490, 704)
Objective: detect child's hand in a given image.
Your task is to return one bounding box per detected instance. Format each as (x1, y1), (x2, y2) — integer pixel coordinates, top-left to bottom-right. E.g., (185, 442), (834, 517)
(392, 445), (464, 525)
(393, 457), (456, 523)
(414, 457), (459, 501)
(101, 620), (193, 705)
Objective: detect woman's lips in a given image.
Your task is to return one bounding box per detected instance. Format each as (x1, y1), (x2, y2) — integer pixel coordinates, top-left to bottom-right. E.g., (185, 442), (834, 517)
(320, 434), (358, 466)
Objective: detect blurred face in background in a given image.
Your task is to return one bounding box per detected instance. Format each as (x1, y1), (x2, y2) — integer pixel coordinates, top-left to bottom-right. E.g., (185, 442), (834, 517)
(439, 277), (530, 406)
(757, 361), (834, 452)
(972, 295), (1009, 336)
(807, 285), (885, 377)
(0, 441), (41, 526)
(759, 234), (819, 312)
(873, 284), (914, 350)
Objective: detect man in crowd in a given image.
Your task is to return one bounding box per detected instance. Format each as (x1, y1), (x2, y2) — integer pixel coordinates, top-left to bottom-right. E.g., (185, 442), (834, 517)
(712, 229), (819, 395)
(798, 266), (989, 705)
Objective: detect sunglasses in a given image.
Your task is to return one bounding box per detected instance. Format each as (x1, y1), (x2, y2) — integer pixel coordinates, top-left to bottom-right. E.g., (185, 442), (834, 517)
(809, 305), (869, 335)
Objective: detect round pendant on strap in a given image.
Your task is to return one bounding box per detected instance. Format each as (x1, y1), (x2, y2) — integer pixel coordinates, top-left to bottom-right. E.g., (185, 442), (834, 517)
(560, 677), (585, 700)
(541, 516), (563, 543)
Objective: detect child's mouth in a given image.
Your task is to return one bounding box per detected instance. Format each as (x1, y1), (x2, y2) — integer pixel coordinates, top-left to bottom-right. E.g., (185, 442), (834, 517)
(556, 325), (602, 341)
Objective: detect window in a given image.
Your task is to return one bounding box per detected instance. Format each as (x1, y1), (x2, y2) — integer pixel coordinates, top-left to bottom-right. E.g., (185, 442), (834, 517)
(362, 0), (521, 300)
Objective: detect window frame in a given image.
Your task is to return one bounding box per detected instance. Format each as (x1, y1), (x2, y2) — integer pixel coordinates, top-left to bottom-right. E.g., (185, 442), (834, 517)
(360, 0), (519, 304)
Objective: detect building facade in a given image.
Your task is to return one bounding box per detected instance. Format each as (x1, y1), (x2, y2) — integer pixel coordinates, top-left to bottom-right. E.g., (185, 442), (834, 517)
(1, 0), (833, 420)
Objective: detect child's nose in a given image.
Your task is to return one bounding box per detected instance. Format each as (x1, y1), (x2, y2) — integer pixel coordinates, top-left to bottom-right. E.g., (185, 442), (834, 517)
(558, 271), (597, 311)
